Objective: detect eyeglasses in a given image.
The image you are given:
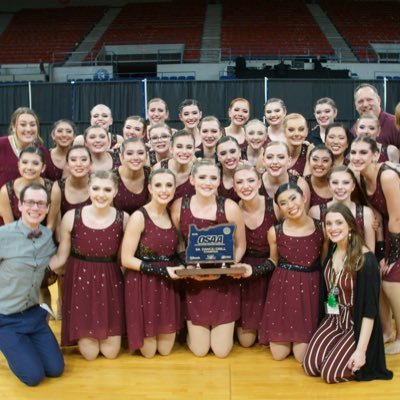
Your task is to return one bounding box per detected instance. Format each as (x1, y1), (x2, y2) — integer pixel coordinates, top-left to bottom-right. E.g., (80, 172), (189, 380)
(23, 200), (48, 209)
(150, 134), (171, 142)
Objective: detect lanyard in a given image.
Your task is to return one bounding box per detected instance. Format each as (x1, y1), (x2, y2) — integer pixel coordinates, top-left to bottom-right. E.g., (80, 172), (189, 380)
(327, 255), (347, 307)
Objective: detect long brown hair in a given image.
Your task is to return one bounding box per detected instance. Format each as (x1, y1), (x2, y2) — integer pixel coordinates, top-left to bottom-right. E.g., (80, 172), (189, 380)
(325, 203), (365, 273)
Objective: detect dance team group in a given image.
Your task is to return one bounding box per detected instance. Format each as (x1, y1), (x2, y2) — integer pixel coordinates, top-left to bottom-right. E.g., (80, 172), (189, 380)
(0, 83), (399, 386)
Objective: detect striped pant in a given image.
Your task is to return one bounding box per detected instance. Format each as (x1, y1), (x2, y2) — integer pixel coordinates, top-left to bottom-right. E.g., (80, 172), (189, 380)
(303, 315), (356, 383)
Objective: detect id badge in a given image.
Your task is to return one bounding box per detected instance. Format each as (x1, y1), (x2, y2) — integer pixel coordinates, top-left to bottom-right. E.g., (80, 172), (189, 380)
(325, 302), (339, 315)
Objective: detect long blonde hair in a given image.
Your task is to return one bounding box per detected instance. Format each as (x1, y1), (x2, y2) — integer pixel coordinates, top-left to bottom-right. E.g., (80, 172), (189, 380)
(9, 107), (43, 144)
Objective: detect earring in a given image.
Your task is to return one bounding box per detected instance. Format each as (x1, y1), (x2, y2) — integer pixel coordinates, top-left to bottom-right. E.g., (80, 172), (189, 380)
(348, 231), (352, 240)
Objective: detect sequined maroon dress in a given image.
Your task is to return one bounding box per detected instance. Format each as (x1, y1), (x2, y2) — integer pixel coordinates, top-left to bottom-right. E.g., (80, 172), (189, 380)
(259, 219), (323, 343)
(179, 195), (240, 325)
(218, 175), (240, 203)
(57, 178), (91, 216)
(113, 167), (150, 214)
(160, 159), (195, 202)
(125, 207), (182, 350)
(0, 136), (19, 188)
(305, 175), (332, 207)
(61, 208), (125, 346)
(45, 151), (63, 182)
(239, 197), (277, 330)
(259, 172), (299, 199)
(290, 143), (309, 176)
(360, 164), (400, 282)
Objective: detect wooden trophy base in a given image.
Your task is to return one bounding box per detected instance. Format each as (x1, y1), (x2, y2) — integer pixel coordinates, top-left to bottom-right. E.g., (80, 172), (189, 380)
(176, 266), (246, 277)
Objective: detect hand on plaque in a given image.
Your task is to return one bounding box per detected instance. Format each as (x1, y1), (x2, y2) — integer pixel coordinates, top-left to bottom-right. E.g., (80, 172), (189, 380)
(228, 263), (252, 279)
(166, 265), (185, 279)
(191, 274), (221, 281)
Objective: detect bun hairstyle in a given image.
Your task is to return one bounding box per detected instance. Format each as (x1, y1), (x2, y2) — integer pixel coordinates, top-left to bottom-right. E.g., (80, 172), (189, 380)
(66, 145), (92, 162)
(274, 182), (304, 205)
(19, 145), (46, 164)
(149, 167), (176, 184)
(89, 170), (119, 187)
(190, 158), (220, 177)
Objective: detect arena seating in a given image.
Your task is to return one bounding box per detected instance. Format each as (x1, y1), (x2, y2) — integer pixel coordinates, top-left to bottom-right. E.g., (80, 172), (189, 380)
(0, 1), (397, 65)
(90, 2), (206, 62)
(321, 0), (400, 61)
(220, 0), (334, 60)
(0, 6), (106, 63)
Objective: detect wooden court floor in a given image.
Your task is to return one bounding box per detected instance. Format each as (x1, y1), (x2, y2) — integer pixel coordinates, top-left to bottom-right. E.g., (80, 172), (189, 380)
(1, 287), (399, 400)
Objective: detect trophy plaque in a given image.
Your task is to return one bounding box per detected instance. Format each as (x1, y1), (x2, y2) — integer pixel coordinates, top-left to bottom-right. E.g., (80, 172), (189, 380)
(176, 223), (246, 276)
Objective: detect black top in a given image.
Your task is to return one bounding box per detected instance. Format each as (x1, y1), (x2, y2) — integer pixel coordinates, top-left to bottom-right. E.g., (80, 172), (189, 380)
(319, 248), (393, 381)
(307, 127), (324, 147)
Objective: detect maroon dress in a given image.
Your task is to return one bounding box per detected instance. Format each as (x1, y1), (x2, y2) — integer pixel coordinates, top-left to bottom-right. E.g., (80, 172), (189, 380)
(0, 137), (21, 187)
(305, 175), (332, 208)
(218, 175), (240, 203)
(259, 172), (299, 198)
(110, 149), (121, 169)
(179, 195), (240, 325)
(160, 159), (195, 202)
(58, 178), (91, 216)
(61, 208), (125, 346)
(45, 151), (63, 182)
(110, 133), (118, 149)
(148, 150), (158, 167)
(259, 219), (323, 343)
(377, 145), (389, 163)
(360, 164), (400, 282)
(238, 197), (277, 330)
(113, 167), (150, 215)
(290, 143), (309, 176)
(125, 207), (182, 350)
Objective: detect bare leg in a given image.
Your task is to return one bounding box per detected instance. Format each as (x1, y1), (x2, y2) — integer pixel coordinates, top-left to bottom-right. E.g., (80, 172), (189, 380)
(210, 322), (235, 358)
(270, 342), (292, 361)
(187, 321), (211, 357)
(78, 338), (100, 361)
(139, 336), (156, 358)
(100, 335), (121, 359)
(380, 289), (393, 343)
(292, 342), (308, 363)
(237, 327), (257, 348)
(157, 333), (176, 356)
(382, 281), (400, 354)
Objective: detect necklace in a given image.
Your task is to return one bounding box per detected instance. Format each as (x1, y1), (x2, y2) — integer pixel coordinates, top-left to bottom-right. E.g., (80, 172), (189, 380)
(327, 254), (347, 307)
(10, 135), (22, 157)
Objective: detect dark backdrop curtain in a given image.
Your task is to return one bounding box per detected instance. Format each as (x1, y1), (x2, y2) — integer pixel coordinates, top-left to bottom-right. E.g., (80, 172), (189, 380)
(1, 79), (399, 143)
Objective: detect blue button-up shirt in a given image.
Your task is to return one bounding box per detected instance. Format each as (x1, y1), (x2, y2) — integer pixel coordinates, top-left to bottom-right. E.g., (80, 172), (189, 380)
(0, 220), (56, 315)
